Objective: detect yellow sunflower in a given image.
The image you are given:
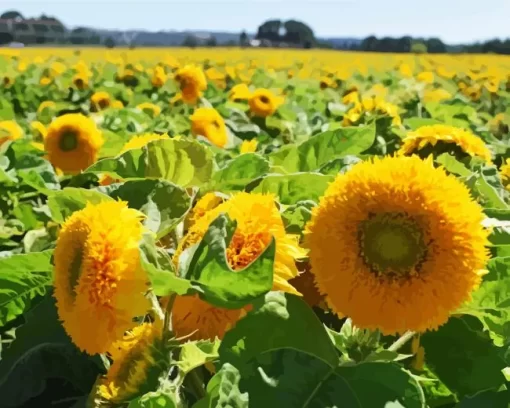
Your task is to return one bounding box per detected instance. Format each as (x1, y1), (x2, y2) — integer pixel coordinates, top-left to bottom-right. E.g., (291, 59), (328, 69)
(37, 100), (56, 115)
(171, 192), (306, 340)
(30, 121), (47, 140)
(174, 65), (207, 105)
(151, 66), (167, 88)
(500, 158), (510, 191)
(304, 155), (489, 335)
(248, 88), (284, 117)
(72, 73), (89, 90)
(97, 321), (165, 403)
(136, 102), (161, 117)
(53, 201), (150, 355)
(190, 107), (228, 148)
(44, 113), (104, 174)
(121, 133), (169, 154)
(0, 120), (23, 146)
(228, 83), (252, 102)
(398, 124), (492, 164)
(240, 139), (258, 154)
(90, 91), (111, 112)
(184, 192), (226, 230)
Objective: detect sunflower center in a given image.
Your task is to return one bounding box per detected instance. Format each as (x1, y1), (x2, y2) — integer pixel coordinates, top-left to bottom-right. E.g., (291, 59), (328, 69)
(226, 231), (271, 271)
(259, 95), (270, 104)
(59, 130), (79, 152)
(358, 212), (427, 279)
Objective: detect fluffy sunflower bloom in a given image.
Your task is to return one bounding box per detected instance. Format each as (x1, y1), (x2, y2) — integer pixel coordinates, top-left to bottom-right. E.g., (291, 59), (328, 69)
(343, 96), (401, 126)
(240, 139), (258, 154)
(53, 201), (150, 355)
(184, 192), (226, 230)
(398, 124), (492, 164)
(174, 65), (207, 104)
(44, 113), (104, 174)
(190, 107), (228, 148)
(90, 91), (112, 112)
(136, 102), (161, 117)
(97, 321), (166, 403)
(0, 120), (23, 146)
(248, 88), (284, 117)
(171, 192), (306, 340)
(304, 155), (489, 334)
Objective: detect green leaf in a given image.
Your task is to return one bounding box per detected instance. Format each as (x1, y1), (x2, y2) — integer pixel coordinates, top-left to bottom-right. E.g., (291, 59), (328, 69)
(128, 390), (178, 408)
(269, 125), (376, 172)
(47, 187), (113, 223)
(457, 388), (510, 407)
(139, 233), (194, 297)
(88, 139), (214, 188)
(0, 250), (54, 326)
(404, 117), (442, 129)
(186, 214), (275, 309)
(458, 257), (510, 346)
(251, 173), (333, 205)
(281, 200), (316, 235)
(318, 155), (362, 176)
(467, 172), (508, 210)
(178, 339), (220, 375)
(193, 363), (249, 408)
(436, 154), (472, 177)
(96, 179), (192, 239)
(15, 154), (60, 194)
(421, 316), (507, 397)
(212, 153), (269, 191)
(220, 291), (339, 369)
(0, 295), (100, 408)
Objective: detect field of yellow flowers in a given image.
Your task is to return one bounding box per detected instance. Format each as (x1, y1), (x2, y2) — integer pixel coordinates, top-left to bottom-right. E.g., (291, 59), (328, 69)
(1, 46), (510, 408)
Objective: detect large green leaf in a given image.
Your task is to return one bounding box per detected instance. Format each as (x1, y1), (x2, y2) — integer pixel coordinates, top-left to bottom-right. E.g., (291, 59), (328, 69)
(421, 316), (507, 397)
(281, 200), (316, 235)
(47, 187), (113, 223)
(88, 138), (215, 187)
(193, 363), (249, 408)
(212, 153), (269, 191)
(251, 173), (333, 205)
(269, 125), (376, 172)
(457, 388), (510, 407)
(185, 214), (275, 309)
(177, 339), (220, 376)
(457, 257), (510, 346)
(96, 179), (192, 239)
(0, 250), (54, 326)
(0, 295), (100, 408)
(128, 390), (179, 408)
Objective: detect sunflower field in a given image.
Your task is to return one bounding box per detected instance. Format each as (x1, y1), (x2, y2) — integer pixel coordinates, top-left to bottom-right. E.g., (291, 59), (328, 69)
(1, 46), (510, 408)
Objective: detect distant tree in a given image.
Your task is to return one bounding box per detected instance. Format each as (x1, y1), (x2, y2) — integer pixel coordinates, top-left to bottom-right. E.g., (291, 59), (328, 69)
(256, 20), (281, 42)
(396, 36), (412, 52)
(182, 35), (198, 48)
(240, 30), (248, 47)
(411, 42), (428, 54)
(0, 32), (14, 45)
(426, 37), (446, 53)
(206, 36), (217, 47)
(0, 10), (24, 20)
(225, 40), (237, 47)
(360, 35), (378, 52)
(283, 20), (316, 47)
(104, 37), (116, 48)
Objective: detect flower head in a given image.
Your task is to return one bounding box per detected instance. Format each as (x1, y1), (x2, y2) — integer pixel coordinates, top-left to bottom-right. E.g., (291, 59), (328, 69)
(44, 113), (103, 174)
(90, 91), (111, 112)
(398, 124), (492, 164)
(174, 65), (207, 104)
(248, 88), (284, 117)
(191, 107), (228, 148)
(97, 321), (165, 403)
(304, 156), (489, 334)
(136, 102), (161, 117)
(172, 192), (306, 340)
(228, 83), (252, 102)
(240, 139), (258, 154)
(53, 201), (150, 355)
(0, 120), (23, 146)
(151, 66), (167, 88)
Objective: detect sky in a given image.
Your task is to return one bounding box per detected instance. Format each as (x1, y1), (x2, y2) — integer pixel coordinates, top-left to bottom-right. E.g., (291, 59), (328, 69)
(2, 0), (510, 44)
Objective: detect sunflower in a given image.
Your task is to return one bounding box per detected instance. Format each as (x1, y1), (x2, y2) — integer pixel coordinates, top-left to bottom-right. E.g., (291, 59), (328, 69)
(151, 66), (167, 88)
(417, 71), (434, 84)
(53, 201), (150, 355)
(37, 100), (56, 115)
(228, 83), (251, 102)
(304, 155), (489, 335)
(174, 65), (207, 104)
(343, 96), (402, 126)
(499, 158), (510, 191)
(422, 88), (452, 103)
(184, 192), (226, 230)
(40, 76), (52, 86)
(136, 102), (161, 117)
(44, 113), (103, 174)
(398, 124), (492, 164)
(72, 73), (89, 90)
(111, 100), (124, 109)
(30, 121), (47, 140)
(2, 76), (12, 87)
(190, 107), (228, 148)
(240, 139), (258, 154)
(0, 120), (23, 146)
(97, 321), (166, 403)
(90, 91), (111, 112)
(171, 192), (306, 340)
(248, 88), (284, 117)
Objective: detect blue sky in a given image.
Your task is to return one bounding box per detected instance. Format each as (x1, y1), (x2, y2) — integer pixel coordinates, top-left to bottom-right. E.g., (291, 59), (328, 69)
(3, 0), (510, 44)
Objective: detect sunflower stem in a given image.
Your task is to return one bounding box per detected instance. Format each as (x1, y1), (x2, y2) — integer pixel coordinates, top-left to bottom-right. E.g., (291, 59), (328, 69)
(388, 330), (415, 352)
(164, 293), (177, 335)
(187, 368), (206, 400)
